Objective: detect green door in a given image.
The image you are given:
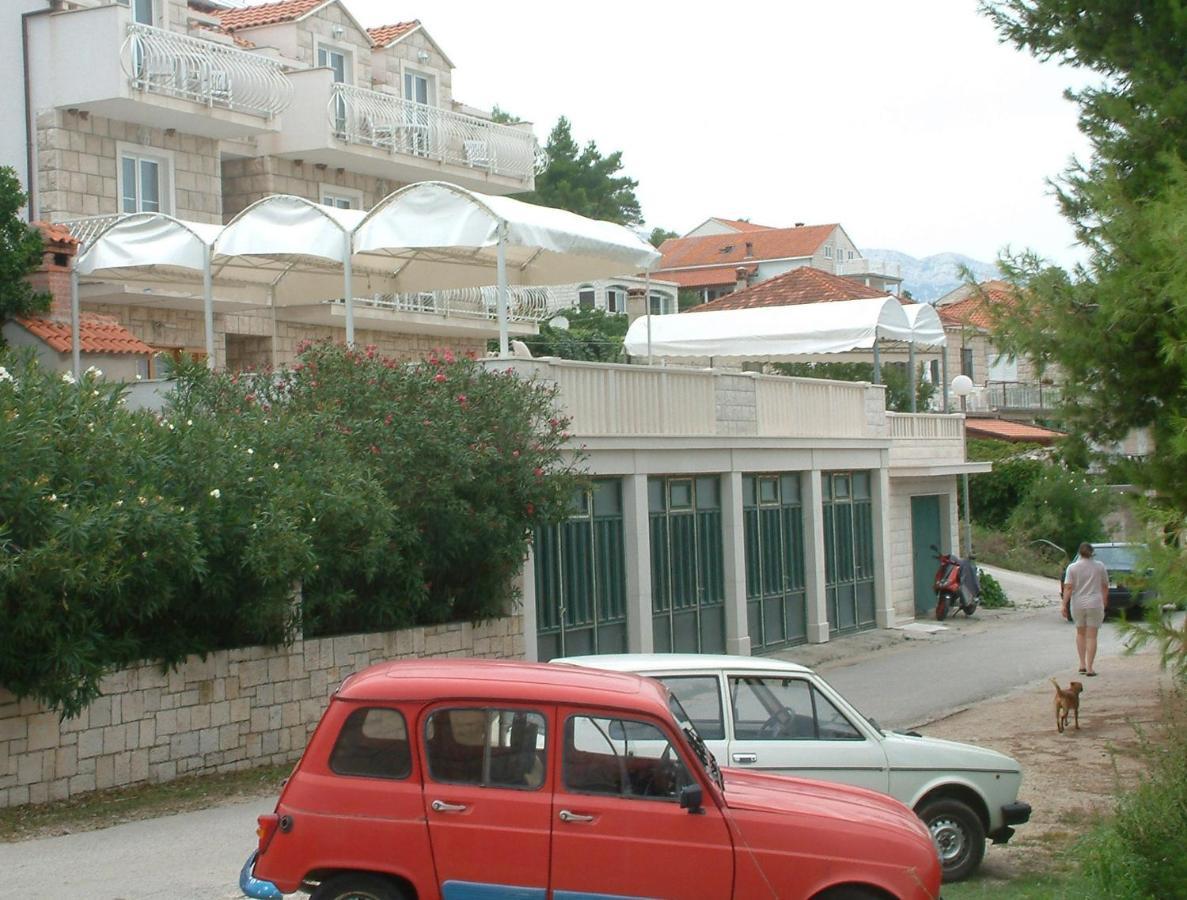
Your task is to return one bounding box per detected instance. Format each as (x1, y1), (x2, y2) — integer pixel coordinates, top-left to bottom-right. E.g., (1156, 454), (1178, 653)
(822, 472), (877, 635)
(911, 495), (942, 615)
(533, 480), (627, 660)
(649, 476), (725, 653)
(743, 474), (807, 651)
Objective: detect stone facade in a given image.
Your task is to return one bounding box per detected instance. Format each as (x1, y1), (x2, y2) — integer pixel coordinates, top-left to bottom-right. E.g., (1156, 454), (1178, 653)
(36, 111), (221, 224)
(0, 616), (523, 809)
(221, 156), (405, 219)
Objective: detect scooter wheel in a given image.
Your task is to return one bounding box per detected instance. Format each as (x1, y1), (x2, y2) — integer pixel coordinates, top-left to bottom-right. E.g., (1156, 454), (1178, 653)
(935, 595), (949, 621)
(962, 602), (978, 617)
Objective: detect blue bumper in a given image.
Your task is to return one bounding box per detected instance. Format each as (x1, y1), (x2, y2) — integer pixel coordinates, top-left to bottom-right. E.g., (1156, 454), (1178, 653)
(239, 850), (283, 899)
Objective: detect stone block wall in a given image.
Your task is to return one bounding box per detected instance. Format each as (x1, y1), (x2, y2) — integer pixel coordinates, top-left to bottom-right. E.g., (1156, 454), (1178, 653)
(0, 616), (523, 809)
(220, 157), (404, 219)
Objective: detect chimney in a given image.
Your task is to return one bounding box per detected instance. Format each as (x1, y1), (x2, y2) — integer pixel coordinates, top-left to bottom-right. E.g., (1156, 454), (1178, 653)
(626, 286), (648, 322)
(27, 223), (79, 322)
(794, 222), (804, 228)
(744, 241), (754, 258)
(735, 266), (750, 293)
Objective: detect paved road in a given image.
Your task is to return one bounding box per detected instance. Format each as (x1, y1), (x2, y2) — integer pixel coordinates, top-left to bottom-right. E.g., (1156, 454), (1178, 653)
(815, 564), (1133, 729)
(0, 564), (1139, 899)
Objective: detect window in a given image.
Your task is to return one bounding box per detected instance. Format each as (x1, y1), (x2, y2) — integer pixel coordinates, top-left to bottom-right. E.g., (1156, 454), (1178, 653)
(425, 707), (546, 790)
(403, 70), (432, 154)
(606, 286), (627, 313)
(329, 707), (412, 779)
(132, 0), (154, 25)
(320, 185), (364, 210)
(648, 291), (674, 315)
(657, 676), (725, 740)
(824, 246), (833, 259)
(119, 150), (171, 214)
(577, 286), (595, 310)
(960, 347), (974, 380)
(563, 714), (691, 800)
(729, 676), (861, 741)
(848, 250), (855, 260)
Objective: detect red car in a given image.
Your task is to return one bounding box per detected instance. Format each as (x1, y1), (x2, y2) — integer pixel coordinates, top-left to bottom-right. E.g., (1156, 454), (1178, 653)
(241, 659), (941, 900)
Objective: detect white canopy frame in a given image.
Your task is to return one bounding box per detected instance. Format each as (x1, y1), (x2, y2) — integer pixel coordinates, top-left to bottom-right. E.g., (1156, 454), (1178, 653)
(69, 183), (661, 375)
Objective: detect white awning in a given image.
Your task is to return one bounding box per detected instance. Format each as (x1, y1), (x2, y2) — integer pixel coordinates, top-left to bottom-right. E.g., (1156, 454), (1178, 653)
(623, 297), (916, 359)
(904, 303), (947, 347)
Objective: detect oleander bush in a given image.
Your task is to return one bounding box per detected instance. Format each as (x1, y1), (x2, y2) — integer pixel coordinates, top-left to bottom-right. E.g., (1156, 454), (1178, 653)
(0, 343), (583, 715)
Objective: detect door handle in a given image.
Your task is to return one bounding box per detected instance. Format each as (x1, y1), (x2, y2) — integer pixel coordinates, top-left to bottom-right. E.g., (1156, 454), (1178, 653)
(732, 753), (758, 764)
(431, 799), (468, 813)
(558, 809), (595, 823)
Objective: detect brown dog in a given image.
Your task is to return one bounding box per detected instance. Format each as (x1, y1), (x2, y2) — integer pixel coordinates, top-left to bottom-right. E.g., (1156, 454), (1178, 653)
(1051, 678), (1083, 733)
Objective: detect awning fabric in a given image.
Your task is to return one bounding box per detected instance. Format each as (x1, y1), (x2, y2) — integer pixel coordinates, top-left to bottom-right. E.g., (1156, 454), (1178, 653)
(623, 296), (918, 358)
(903, 303), (946, 347)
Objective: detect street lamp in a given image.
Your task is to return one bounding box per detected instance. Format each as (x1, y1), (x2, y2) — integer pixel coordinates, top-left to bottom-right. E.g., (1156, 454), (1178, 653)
(951, 375), (974, 559)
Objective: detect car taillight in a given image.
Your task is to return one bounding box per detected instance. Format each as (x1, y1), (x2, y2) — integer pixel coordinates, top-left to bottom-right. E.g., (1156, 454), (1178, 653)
(257, 814), (280, 854)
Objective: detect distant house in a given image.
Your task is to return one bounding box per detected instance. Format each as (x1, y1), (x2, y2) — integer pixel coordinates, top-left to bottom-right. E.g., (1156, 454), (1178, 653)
(547, 275), (679, 319)
(655, 219), (903, 304)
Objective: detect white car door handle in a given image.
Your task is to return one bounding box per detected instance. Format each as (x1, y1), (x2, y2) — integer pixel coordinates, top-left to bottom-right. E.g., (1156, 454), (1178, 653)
(559, 809), (595, 823)
(732, 753), (758, 764)
(431, 799), (468, 813)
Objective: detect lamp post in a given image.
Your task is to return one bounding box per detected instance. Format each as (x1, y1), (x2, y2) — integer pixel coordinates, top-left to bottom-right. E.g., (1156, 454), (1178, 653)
(951, 374), (974, 558)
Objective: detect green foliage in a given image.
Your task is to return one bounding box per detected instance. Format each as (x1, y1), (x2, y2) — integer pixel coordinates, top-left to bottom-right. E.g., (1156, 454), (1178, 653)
(976, 569), (1010, 608)
(1120, 510), (1187, 682)
(769, 360), (935, 413)
(1004, 468), (1111, 564)
(677, 289), (702, 311)
(0, 344), (583, 714)
(490, 105), (520, 125)
(648, 227), (679, 248)
(520, 308), (629, 362)
(971, 525), (1068, 579)
(966, 439), (1047, 528)
(0, 168), (49, 331)
(1068, 691), (1187, 898)
(519, 117), (643, 226)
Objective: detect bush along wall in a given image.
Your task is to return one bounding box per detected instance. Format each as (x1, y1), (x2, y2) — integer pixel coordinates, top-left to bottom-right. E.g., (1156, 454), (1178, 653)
(0, 344), (584, 716)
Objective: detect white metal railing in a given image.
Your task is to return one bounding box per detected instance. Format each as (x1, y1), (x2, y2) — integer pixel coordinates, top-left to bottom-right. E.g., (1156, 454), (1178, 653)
(332, 286), (553, 323)
(122, 23), (292, 118)
(837, 258), (902, 279)
(59, 214), (124, 248)
(329, 84), (545, 181)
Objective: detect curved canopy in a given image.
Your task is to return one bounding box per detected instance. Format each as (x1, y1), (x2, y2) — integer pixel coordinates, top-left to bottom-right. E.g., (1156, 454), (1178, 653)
(623, 297), (915, 359)
(904, 303), (947, 347)
(354, 181), (661, 290)
(75, 213), (220, 277)
(217, 195), (366, 262)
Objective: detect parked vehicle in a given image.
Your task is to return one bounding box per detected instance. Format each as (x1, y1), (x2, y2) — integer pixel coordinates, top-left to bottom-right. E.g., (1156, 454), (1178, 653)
(240, 658), (942, 900)
(559, 653), (1031, 883)
(932, 546), (980, 621)
(1083, 542), (1152, 619)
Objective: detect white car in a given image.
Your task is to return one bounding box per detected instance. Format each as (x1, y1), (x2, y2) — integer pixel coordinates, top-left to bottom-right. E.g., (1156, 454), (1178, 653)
(557, 653), (1031, 882)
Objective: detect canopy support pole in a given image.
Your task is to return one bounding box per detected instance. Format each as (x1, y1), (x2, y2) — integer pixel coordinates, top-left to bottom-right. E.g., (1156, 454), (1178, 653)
(70, 265), (80, 380)
(645, 270), (653, 365)
(872, 340), (881, 386)
(496, 227), (509, 358)
(908, 340), (917, 413)
(942, 351), (950, 413)
(343, 233), (355, 347)
(202, 251), (215, 371)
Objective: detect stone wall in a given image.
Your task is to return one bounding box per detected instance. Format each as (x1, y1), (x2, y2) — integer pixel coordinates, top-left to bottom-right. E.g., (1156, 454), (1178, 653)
(0, 616), (523, 809)
(220, 157), (405, 219)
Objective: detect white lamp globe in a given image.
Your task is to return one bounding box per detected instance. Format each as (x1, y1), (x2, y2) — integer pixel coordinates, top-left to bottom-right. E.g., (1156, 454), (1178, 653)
(951, 374), (974, 398)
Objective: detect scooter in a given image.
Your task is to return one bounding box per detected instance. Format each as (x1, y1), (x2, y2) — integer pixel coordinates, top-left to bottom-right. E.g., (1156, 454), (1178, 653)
(932, 546), (981, 621)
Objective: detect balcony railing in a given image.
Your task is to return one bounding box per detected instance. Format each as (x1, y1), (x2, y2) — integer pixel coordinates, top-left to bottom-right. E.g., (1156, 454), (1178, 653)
(334, 286), (554, 323)
(59, 215), (124, 248)
(837, 258), (902, 279)
(963, 381), (1062, 412)
(122, 23), (292, 119)
(329, 84), (546, 182)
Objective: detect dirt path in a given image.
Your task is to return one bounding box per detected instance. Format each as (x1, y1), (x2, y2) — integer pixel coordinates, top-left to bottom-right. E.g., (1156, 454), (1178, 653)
(923, 650), (1175, 879)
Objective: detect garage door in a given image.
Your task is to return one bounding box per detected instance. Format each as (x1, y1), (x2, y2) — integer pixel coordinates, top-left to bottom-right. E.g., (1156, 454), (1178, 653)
(823, 471), (877, 635)
(743, 474), (808, 651)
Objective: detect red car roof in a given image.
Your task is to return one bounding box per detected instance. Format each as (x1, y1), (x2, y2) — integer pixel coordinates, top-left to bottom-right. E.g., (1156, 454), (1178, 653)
(337, 658), (669, 713)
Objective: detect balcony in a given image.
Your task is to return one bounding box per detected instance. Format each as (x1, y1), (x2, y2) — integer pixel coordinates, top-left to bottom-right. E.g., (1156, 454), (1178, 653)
(265, 70), (543, 195)
(886, 412), (968, 470)
(837, 258), (903, 280)
(963, 381), (1062, 413)
(27, 6), (291, 138)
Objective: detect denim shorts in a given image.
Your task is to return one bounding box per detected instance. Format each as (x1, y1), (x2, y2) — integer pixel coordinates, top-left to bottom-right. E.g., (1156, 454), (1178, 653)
(1072, 607), (1104, 628)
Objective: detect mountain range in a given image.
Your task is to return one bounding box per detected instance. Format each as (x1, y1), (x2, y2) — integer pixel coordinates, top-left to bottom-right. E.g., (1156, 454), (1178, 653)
(860, 249), (1001, 303)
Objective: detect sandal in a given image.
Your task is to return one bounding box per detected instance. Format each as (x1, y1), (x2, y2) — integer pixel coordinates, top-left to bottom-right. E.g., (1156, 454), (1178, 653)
(1078, 668), (1087, 674)
(1086, 671), (1098, 677)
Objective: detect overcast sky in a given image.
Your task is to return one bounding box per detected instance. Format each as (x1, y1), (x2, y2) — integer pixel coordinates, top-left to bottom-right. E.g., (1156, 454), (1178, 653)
(351, 0), (1092, 267)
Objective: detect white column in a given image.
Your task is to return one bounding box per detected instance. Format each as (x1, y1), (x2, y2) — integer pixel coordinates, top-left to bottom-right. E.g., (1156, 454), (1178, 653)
(496, 229), (509, 357)
(871, 463), (896, 628)
(519, 544), (538, 662)
(343, 233), (355, 347)
(721, 471), (751, 656)
(202, 251), (215, 370)
(622, 473), (654, 653)
(70, 266), (81, 380)
(802, 469), (830, 644)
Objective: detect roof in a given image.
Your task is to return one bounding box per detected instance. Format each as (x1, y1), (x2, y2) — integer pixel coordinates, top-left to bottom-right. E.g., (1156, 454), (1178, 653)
(13, 314), (155, 356)
(965, 417), (1065, 445)
(708, 218), (777, 233)
(657, 223), (839, 273)
(367, 20), (419, 46)
(685, 266), (889, 313)
(35, 221), (79, 247)
(215, 0), (324, 29)
(936, 281), (1019, 331)
(336, 658), (671, 711)
(660, 264), (756, 288)
(556, 653), (813, 677)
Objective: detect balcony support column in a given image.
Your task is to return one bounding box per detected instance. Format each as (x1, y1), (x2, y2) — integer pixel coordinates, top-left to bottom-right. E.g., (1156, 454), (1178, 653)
(872, 340), (881, 385)
(908, 339), (916, 412)
(942, 350), (949, 413)
(202, 250), (215, 370)
(70, 265), (80, 380)
(496, 227), (509, 357)
(721, 471), (751, 656)
(803, 469), (830, 644)
(342, 232), (354, 347)
(623, 473), (654, 654)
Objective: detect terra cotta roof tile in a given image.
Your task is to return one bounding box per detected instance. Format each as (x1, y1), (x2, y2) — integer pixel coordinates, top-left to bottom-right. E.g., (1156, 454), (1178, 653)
(937, 282), (1019, 330)
(659, 265), (757, 288)
(657, 223), (838, 273)
(216, 0), (325, 31)
(367, 21), (419, 46)
(708, 218), (777, 232)
(14, 315), (155, 356)
(34, 221), (79, 246)
(684, 266), (889, 313)
(965, 418), (1064, 445)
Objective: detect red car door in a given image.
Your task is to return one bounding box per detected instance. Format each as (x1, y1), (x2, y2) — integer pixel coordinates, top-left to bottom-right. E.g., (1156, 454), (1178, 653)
(421, 704), (552, 900)
(550, 707), (734, 899)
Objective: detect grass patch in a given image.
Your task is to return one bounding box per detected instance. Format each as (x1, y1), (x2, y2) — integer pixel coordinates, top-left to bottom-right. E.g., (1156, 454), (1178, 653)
(943, 873), (1068, 900)
(0, 762), (291, 843)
